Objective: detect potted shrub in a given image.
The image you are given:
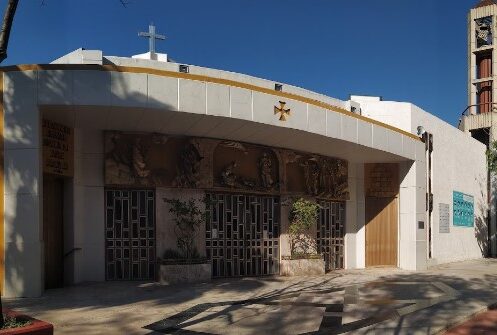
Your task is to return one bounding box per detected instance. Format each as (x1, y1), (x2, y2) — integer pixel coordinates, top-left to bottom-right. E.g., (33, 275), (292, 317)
(158, 197), (211, 285)
(281, 198), (325, 276)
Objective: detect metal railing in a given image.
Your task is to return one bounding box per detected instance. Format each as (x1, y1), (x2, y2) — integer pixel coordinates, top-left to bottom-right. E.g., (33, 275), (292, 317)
(461, 102), (497, 117)
(458, 102), (497, 129)
(64, 247), (81, 258)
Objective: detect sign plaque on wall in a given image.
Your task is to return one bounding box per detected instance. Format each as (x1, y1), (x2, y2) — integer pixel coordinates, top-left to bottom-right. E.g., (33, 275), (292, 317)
(42, 119), (74, 177)
(453, 191), (474, 227)
(364, 163), (399, 198)
(439, 203), (450, 233)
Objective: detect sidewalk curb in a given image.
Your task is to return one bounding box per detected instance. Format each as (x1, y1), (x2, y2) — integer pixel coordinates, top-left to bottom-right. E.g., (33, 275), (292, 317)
(434, 303), (497, 334)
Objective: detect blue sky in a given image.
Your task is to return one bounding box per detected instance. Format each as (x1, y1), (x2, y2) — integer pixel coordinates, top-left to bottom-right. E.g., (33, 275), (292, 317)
(3, 0), (478, 125)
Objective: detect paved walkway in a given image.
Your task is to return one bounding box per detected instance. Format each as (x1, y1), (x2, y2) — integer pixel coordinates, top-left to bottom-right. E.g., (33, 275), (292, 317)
(445, 310), (497, 334)
(6, 259), (497, 334)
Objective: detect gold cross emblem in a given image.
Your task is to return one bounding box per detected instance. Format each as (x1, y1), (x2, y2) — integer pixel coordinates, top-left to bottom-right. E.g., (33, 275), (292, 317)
(274, 101), (290, 121)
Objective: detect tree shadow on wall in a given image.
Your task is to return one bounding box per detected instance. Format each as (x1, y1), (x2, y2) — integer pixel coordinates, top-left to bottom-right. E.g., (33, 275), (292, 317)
(2, 62), (265, 298)
(475, 174), (489, 257)
(3, 69), (42, 298)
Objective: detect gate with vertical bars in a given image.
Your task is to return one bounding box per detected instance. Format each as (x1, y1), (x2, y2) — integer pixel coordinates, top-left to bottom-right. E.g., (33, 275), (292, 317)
(105, 189), (156, 280)
(205, 193), (280, 277)
(317, 200), (345, 271)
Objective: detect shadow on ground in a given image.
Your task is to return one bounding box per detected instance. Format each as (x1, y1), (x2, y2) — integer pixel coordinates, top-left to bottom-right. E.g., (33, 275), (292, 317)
(6, 260), (497, 335)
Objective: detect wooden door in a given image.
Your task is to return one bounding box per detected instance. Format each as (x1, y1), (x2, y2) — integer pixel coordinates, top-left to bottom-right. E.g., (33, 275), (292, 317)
(43, 176), (64, 289)
(365, 197), (398, 267)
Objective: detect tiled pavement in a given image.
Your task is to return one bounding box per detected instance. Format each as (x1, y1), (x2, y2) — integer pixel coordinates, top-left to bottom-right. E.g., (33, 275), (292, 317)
(6, 259), (497, 334)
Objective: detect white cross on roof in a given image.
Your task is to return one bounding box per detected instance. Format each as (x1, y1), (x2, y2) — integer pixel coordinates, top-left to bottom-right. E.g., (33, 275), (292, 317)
(138, 23), (166, 55)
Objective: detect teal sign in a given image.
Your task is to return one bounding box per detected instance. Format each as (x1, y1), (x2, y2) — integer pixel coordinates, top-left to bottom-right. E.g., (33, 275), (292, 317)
(453, 191), (474, 227)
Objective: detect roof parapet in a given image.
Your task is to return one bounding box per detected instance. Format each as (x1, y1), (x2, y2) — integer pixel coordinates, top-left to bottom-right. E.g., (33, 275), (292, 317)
(51, 48), (103, 65)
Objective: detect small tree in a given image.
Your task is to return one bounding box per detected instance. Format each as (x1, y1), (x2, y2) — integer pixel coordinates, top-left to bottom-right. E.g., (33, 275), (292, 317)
(487, 140), (497, 173)
(164, 197), (206, 259)
(288, 198), (320, 257)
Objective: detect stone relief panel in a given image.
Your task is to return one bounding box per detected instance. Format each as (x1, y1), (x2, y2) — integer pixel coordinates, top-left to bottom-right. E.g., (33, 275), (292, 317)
(284, 151), (349, 200)
(104, 132), (213, 188)
(172, 140), (203, 188)
(213, 141), (280, 192)
(104, 132), (349, 200)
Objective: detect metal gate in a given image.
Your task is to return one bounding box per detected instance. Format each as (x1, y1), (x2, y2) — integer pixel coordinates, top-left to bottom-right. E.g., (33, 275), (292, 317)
(206, 193), (280, 278)
(317, 200), (345, 271)
(105, 190), (156, 280)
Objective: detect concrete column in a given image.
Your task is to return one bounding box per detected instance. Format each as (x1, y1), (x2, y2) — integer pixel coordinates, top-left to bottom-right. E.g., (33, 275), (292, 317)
(399, 145), (427, 270)
(344, 163), (364, 269)
(71, 129), (105, 283)
(3, 71), (43, 297)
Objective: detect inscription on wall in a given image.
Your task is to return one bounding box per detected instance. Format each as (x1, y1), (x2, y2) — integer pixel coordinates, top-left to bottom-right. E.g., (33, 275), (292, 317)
(439, 203), (450, 233)
(42, 119), (74, 177)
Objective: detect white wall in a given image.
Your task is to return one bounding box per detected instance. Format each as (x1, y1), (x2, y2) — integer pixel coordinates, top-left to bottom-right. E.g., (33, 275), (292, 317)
(360, 100), (413, 133)
(345, 163), (365, 269)
(362, 99), (488, 265)
(399, 159), (427, 271)
(70, 129), (105, 283)
(411, 105), (488, 263)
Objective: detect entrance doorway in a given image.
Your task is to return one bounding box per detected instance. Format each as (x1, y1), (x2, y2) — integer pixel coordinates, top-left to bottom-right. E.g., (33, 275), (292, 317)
(365, 197), (398, 267)
(43, 175), (64, 289)
(317, 200), (345, 271)
(364, 163), (399, 267)
(205, 193), (280, 278)
(105, 190), (156, 280)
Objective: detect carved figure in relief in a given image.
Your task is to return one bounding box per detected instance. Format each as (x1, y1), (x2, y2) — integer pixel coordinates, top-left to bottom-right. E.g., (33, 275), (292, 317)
(334, 160), (348, 197)
(220, 141), (248, 154)
(174, 141), (203, 188)
(301, 158), (320, 196)
(221, 161), (238, 187)
(132, 138), (150, 179)
(151, 133), (168, 145)
(319, 159), (333, 195)
(105, 132), (134, 184)
(259, 152), (274, 189)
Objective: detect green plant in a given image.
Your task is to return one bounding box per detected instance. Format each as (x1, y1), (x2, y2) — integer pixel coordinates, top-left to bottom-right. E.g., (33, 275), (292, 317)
(161, 248), (182, 260)
(487, 140), (497, 173)
(164, 197), (207, 259)
(1, 315), (31, 329)
(288, 198), (320, 257)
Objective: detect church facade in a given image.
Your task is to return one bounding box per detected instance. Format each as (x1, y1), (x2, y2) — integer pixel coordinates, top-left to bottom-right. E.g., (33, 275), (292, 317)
(0, 47), (487, 297)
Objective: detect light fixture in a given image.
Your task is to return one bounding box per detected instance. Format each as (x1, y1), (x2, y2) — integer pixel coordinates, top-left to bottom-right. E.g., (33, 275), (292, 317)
(179, 64), (189, 73)
(417, 126), (426, 137)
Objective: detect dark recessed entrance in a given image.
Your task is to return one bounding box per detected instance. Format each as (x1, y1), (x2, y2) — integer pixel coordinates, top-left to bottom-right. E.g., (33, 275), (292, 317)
(105, 189), (156, 280)
(205, 193), (280, 277)
(43, 175), (64, 289)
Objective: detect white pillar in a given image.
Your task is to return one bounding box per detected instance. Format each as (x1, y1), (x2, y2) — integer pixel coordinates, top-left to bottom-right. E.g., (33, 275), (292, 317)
(399, 144), (428, 271)
(3, 71), (43, 297)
